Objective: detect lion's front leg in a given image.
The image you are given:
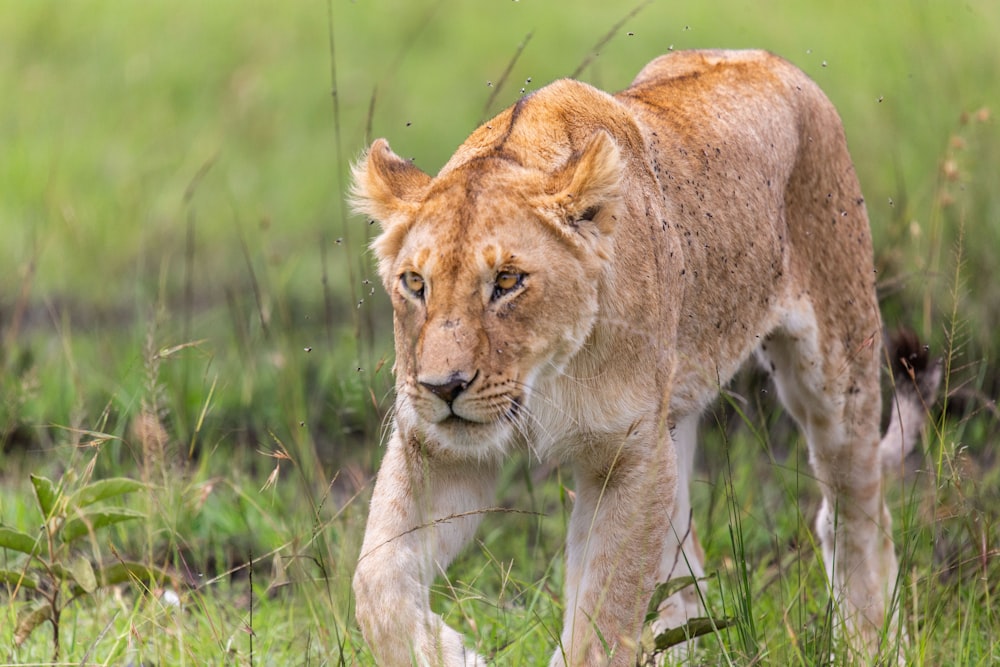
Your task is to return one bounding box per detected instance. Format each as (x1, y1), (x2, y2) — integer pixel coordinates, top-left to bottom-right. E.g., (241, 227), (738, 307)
(353, 430), (496, 667)
(553, 432), (677, 667)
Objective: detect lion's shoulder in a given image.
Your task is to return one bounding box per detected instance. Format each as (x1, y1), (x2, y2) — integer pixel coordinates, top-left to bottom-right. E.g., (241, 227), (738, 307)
(619, 49), (829, 122)
(614, 49), (841, 170)
(442, 78), (646, 176)
(627, 49), (789, 89)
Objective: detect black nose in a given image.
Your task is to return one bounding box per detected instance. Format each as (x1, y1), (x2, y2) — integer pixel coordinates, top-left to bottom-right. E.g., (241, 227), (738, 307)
(420, 375), (471, 405)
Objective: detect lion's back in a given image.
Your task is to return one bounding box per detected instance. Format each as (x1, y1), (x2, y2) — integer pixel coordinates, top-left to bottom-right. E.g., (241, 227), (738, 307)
(613, 50), (866, 415)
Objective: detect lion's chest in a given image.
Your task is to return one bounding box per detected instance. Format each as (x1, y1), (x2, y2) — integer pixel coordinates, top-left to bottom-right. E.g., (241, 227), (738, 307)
(525, 348), (663, 460)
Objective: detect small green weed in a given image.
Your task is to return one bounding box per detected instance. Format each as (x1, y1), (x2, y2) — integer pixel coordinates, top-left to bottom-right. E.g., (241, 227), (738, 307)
(0, 471), (167, 659)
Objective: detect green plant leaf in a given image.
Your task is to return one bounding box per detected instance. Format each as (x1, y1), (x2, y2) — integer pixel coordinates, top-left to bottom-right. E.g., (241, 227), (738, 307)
(0, 526), (39, 556)
(60, 508), (144, 544)
(644, 576), (700, 623)
(50, 562), (91, 598)
(68, 556), (98, 593)
(71, 477), (145, 508)
(652, 616), (737, 652)
(0, 568), (40, 590)
(14, 600), (53, 647)
(50, 562), (73, 582)
(30, 474), (58, 519)
(98, 561), (174, 588)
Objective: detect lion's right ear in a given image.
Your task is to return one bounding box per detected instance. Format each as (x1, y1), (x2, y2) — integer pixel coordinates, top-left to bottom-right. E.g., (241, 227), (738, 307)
(350, 139), (430, 280)
(349, 138), (431, 223)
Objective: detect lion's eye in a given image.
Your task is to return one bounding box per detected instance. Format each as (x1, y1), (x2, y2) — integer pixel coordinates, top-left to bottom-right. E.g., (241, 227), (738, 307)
(401, 271), (425, 299)
(492, 271), (524, 301)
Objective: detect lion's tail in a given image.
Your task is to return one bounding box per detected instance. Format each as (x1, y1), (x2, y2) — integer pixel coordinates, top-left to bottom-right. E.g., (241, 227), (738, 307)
(879, 329), (943, 470)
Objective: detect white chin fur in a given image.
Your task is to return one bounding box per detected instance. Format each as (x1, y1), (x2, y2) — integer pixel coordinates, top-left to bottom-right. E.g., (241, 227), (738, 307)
(425, 419), (515, 462)
(398, 398), (517, 462)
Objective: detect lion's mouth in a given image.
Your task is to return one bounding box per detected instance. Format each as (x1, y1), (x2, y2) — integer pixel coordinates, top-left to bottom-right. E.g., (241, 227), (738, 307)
(440, 413), (478, 426)
(433, 394), (523, 429)
(409, 374), (526, 432)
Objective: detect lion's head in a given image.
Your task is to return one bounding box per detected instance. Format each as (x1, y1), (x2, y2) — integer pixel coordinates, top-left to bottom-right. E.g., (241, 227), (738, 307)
(351, 83), (644, 458)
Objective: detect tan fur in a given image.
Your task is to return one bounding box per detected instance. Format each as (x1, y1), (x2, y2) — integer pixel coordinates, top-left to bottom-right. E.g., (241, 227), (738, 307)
(350, 50), (936, 665)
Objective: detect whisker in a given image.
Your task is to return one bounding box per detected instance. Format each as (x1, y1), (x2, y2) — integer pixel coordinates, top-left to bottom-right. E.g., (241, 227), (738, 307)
(508, 379), (582, 430)
(498, 396), (545, 461)
(544, 359), (610, 386)
(502, 394), (564, 460)
(378, 402), (396, 445)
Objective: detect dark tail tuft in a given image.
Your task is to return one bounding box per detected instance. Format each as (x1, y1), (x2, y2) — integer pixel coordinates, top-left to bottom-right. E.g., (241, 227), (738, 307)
(881, 328), (942, 469)
(888, 328), (942, 405)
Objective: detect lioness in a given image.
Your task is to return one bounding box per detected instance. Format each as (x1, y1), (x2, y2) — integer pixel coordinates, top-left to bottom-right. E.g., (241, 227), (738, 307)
(351, 50), (938, 666)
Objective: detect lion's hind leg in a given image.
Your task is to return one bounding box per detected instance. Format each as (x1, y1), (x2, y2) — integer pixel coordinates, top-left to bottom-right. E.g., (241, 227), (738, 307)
(756, 297), (899, 658)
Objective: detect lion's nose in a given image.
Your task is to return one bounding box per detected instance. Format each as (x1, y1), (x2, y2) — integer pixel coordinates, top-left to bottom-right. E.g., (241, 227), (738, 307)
(420, 373), (472, 405)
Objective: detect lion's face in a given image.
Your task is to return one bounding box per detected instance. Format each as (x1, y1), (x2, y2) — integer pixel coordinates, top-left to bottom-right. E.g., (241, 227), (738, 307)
(352, 132), (624, 457)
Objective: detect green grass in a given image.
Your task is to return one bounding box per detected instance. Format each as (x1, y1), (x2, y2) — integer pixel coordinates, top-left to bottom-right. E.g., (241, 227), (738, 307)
(2, 0), (999, 664)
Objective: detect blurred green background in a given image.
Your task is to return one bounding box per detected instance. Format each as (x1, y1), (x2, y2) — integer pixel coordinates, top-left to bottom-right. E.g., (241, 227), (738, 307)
(1, 0), (997, 472)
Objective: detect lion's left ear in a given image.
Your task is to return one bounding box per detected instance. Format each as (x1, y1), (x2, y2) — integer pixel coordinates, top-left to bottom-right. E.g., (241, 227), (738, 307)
(546, 131), (622, 236)
(349, 138), (431, 223)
